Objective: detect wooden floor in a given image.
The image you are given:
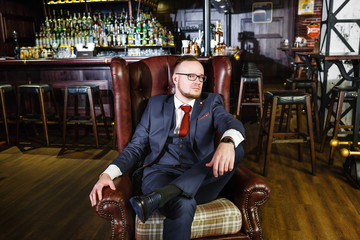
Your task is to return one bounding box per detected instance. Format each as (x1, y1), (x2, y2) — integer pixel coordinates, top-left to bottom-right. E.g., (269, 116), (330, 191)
(1, 121), (360, 240)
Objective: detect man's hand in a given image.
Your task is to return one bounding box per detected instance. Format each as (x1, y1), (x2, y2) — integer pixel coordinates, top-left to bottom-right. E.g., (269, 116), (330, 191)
(89, 173), (116, 207)
(206, 142), (235, 178)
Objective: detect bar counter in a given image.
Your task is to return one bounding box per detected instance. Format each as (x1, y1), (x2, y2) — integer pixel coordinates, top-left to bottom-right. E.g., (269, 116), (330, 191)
(0, 56), (212, 117)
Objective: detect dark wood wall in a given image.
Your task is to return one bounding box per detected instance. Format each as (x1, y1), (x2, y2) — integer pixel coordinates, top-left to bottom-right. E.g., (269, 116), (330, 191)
(0, 0), (43, 57)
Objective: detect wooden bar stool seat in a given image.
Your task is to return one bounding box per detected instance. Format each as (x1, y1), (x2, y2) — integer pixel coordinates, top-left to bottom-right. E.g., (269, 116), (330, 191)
(0, 84), (13, 145)
(256, 90), (316, 176)
(284, 78), (320, 140)
(16, 83), (60, 146)
(62, 84), (110, 148)
(320, 85), (358, 165)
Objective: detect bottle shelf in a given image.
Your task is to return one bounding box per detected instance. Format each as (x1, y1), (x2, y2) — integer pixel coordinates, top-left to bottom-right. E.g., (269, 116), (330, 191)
(95, 45), (174, 50)
(47, 0), (158, 7)
(47, 0), (127, 5)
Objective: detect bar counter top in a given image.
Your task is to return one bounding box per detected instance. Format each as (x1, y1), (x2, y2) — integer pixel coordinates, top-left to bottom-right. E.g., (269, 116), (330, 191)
(0, 56), (211, 66)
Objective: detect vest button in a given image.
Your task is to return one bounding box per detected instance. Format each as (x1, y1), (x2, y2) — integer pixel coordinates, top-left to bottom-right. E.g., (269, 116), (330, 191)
(179, 144), (183, 148)
(179, 138), (183, 142)
(179, 152), (183, 156)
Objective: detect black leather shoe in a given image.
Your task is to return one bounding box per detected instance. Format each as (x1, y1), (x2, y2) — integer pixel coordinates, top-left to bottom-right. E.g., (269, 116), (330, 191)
(129, 192), (161, 223)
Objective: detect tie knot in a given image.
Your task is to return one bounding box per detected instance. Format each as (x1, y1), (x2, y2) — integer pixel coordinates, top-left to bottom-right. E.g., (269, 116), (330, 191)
(180, 105), (192, 113)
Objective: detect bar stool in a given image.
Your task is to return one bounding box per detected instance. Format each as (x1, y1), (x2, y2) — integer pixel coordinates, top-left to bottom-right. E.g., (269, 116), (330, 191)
(320, 86), (358, 165)
(256, 90), (316, 176)
(62, 84), (110, 148)
(236, 63), (264, 120)
(16, 83), (60, 146)
(284, 78), (320, 140)
(0, 84), (13, 145)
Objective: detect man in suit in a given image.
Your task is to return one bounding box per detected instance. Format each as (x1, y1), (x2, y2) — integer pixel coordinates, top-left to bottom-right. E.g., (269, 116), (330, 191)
(90, 55), (245, 239)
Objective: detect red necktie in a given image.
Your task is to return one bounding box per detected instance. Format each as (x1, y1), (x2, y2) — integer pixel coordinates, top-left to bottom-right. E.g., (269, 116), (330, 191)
(179, 105), (192, 137)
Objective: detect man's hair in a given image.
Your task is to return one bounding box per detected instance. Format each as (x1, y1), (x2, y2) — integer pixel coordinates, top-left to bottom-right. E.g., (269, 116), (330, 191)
(173, 55), (201, 71)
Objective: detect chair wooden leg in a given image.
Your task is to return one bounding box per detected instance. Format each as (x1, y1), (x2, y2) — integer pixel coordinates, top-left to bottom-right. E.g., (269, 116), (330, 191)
(258, 77), (264, 119)
(0, 90), (10, 144)
(38, 88), (49, 146)
(88, 89), (99, 148)
(256, 99), (269, 162)
(98, 90), (110, 140)
(263, 98), (277, 176)
(62, 89), (68, 148)
(16, 88), (21, 145)
(74, 94), (79, 140)
(236, 77), (245, 118)
(306, 96), (316, 175)
(297, 104), (303, 162)
(312, 83), (320, 141)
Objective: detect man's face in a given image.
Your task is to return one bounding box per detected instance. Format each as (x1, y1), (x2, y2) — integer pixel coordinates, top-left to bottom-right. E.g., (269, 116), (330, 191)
(173, 60), (204, 103)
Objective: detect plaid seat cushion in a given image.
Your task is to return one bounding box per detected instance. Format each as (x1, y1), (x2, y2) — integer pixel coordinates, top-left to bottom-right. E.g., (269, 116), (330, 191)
(135, 198), (242, 239)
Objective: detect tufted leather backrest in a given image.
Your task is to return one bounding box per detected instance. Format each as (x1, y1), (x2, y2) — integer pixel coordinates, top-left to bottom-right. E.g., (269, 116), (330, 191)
(110, 56), (232, 153)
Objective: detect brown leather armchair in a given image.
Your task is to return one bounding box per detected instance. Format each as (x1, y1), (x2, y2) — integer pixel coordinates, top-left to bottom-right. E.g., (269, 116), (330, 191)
(95, 56), (270, 240)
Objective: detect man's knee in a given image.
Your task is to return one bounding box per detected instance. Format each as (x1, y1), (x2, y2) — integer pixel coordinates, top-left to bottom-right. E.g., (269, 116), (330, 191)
(160, 196), (196, 220)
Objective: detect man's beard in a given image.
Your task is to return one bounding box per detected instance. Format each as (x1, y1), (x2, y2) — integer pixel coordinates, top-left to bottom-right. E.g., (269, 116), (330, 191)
(178, 84), (202, 99)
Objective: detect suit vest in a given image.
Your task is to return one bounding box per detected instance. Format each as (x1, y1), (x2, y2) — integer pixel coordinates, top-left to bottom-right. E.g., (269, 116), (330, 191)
(157, 112), (198, 168)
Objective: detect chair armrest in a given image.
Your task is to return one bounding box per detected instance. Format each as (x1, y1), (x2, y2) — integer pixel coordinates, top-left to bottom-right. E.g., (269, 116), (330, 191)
(232, 165), (271, 240)
(95, 173), (135, 240)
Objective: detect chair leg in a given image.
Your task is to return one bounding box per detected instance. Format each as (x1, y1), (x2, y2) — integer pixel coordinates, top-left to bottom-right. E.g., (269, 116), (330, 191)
(296, 104), (303, 162)
(88, 88), (99, 148)
(312, 83), (320, 141)
(38, 88), (49, 146)
(98, 90), (110, 140)
(329, 91), (345, 165)
(74, 94), (79, 140)
(263, 98), (277, 176)
(16, 88), (21, 145)
(62, 89), (68, 148)
(306, 96), (316, 175)
(256, 99), (269, 162)
(258, 77), (264, 119)
(320, 91), (336, 152)
(0, 90), (10, 144)
(236, 77), (245, 118)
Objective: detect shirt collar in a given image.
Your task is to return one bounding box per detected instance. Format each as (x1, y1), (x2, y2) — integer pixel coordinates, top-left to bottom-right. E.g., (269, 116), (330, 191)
(174, 95), (196, 110)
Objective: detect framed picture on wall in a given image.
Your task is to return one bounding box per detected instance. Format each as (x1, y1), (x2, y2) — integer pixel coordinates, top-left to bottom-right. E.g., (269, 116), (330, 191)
(252, 2), (273, 23)
(298, 0), (315, 15)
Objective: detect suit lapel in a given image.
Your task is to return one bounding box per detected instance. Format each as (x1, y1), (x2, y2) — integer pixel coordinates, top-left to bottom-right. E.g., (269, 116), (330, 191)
(189, 97), (203, 145)
(160, 95), (174, 148)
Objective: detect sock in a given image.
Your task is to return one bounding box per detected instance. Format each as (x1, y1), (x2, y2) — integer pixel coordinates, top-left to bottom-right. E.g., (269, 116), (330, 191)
(154, 184), (182, 208)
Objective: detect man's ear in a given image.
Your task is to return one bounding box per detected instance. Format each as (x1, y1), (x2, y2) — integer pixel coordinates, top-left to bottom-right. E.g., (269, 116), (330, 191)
(172, 74), (178, 85)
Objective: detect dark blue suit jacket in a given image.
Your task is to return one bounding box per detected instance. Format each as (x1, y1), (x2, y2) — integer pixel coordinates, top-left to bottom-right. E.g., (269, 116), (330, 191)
(110, 92), (245, 175)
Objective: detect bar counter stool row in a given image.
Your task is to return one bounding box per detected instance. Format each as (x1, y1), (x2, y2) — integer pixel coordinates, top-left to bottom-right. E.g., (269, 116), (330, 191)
(0, 83), (110, 148)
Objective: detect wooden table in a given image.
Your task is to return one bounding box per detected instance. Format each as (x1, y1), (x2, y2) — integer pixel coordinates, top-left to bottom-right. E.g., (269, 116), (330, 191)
(279, 46), (314, 67)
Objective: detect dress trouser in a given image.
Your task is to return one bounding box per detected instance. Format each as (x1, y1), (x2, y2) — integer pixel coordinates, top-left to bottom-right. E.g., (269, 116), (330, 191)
(141, 145), (244, 240)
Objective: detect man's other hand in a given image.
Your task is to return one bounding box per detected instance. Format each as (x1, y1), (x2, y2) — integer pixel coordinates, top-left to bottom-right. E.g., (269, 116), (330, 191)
(205, 142), (235, 178)
(89, 173), (116, 207)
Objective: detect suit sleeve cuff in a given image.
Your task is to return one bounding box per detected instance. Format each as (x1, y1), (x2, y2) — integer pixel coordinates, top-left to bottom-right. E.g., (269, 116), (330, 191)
(102, 164), (123, 180)
(222, 129), (244, 148)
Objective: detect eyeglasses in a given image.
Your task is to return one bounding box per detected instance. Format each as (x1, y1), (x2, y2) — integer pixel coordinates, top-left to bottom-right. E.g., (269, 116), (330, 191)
(176, 73), (207, 83)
